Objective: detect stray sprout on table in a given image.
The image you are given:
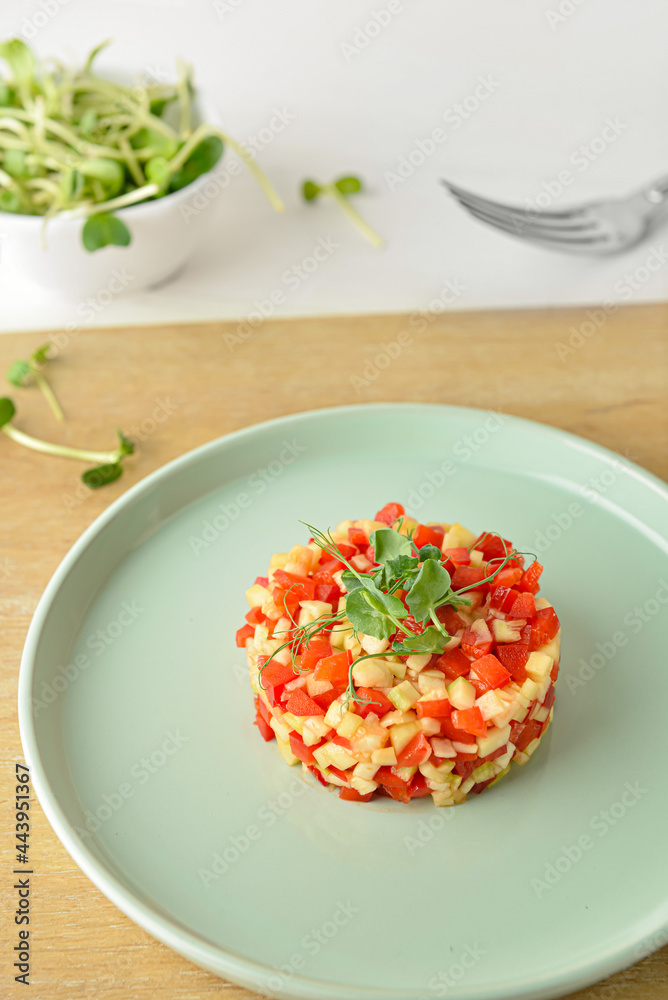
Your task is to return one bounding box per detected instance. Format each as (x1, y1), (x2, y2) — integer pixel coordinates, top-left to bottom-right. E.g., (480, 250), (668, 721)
(302, 175), (382, 247)
(0, 38), (284, 251)
(0, 396), (134, 488)
(7, 342), (64, 422)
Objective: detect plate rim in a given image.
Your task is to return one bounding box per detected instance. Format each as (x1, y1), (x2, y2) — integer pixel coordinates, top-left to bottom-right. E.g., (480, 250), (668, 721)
(17, 401), (668, 1000)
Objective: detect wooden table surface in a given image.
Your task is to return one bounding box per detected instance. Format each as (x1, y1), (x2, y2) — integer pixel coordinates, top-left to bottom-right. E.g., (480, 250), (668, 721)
(1, 305), (667, 1000)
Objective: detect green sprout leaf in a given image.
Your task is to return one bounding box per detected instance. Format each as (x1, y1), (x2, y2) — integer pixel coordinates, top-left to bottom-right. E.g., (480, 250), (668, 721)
(417, 544), (442, 561)
(168, 135), (223, 192)
(0, 39), (35, 92)
(405, 558), (453, 626)
(0, 397), (16, 428)
(145, 155), (171, 192)
(335, 176), (362, 195)
(302, 180), (321, 201)
(116, 430), (134, 456)
(369, 527), (413, 565)
(31, 343), (52, 366)
(392, 626), (447, 655)
(82, 212), (131, 252)
(82, 463), (123, 489)
(7, 360), (32, 388)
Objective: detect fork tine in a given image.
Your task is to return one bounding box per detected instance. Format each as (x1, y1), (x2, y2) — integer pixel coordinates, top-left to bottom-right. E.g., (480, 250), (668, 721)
(450, 188), (598, 232)
(463, 204), (611, 245)
(443, 180), (593, 226)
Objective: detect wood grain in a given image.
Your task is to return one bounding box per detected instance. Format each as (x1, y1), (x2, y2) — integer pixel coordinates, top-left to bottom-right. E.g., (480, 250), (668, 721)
(1, 305), (667, 1000)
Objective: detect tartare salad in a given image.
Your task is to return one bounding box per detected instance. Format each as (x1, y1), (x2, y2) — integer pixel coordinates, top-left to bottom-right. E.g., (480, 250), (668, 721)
(237, 503), (560, 807)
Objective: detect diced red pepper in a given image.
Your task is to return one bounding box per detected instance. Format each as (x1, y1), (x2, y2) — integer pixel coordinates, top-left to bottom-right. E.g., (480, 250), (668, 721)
(386, 784), (411, 803)
(254, 712), (274, 741)
(339, 787), (373, 802)
(284, 688), (326, 716)
(313, 651), (350, 687)
(289, 731), (319, 765)
(453, 758), (480, 780)
(530, 607), (560, 650)
(260, 659), (298, 688)
(375, 502), (405, 525)
(434, 605), (466, 634)
(254, 576), (269, 587)
(413, 523), (445, 549)
(443, 547), (471, 566)
(470, 653), (511, 692)
(451, 707), (487, 737)
(495, 643), (529, 682)
(416, 697), (452, 719)
(400, 615), (424, 636)
(461, 625), (493, 659)
(272, 569), (316, 603)
(440, 716), (476, 743)
(307, 765), (328, 786)
(337, 542), (357, 560)
(451, 565), (486, 591)
(479, 744), (507, 763)
(543, 684), (556, 712)
(365, 545), (376, 563)
(329, 733), (352, 750)
(396, 732), (432, 767)
(311, 688), (339, 711)
(435, 647), (471, 680)
(551, 660), (560, 683)
(492, 565), (523, 588)
(315, 583), (341, 607)
(470, 777), (495, 795)
(300, 635), (333, 671)
(235, 624), (255, 647)
(519, 561), (543, 594)
(245, 606), (267, 625)
(356, 687), (394, 718)
(472, 533), (513, 561)
(509, 592), (536, 619)
(327, 765), (352, 783)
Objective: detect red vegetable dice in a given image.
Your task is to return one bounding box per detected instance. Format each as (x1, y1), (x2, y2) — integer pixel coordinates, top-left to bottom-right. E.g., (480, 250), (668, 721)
(435, 647), (471, 680)
(471, 653), (511, 692)
(451, 707), (487, 737)
(235, 624), (255, 647)
(530, 607), (560, 650)
(396, 732), (432, 767)
(284, 688), (326, 716)
(375, 502), (405, 525)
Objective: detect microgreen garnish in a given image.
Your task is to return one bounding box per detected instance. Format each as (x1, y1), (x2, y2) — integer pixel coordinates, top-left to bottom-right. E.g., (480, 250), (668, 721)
(7, 342), (64, 421)
(0, 38), (284, 252)
(301, 175), (382, 247)
(0, 400), (134, 488)
(256, 518), (536, 712)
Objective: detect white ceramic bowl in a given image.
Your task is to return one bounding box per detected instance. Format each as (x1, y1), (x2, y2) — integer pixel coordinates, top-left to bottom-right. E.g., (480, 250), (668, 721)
(0, 91), (222, 298)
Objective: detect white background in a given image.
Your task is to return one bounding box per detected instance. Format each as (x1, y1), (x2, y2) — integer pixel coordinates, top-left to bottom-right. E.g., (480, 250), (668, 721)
(1, 0), (668, 332)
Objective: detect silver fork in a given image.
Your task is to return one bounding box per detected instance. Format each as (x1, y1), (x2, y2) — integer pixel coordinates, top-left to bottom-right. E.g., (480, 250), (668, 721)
(442, 176), (668, 254)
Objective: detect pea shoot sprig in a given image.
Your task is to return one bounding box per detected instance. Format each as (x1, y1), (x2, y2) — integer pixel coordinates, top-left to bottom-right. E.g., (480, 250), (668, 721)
(7, 342), (64, 422)
(302, 175), (382, 247)
(0, 396), (134, 488)
(255, 518), (533, 712)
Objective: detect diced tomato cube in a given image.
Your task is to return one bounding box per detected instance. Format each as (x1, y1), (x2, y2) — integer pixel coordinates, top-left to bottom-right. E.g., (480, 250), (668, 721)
(337, 542), (357, 560)
(530, 607), (560, 650)
(451, 707), (487, 737)
(509, 592), (536, 619)
(495, 643), (529, 682)
(461, 625), (493, 659)
(235, 624), (255, 647)
(307, 765), (328, 786)
(356, 687), (394, 718)
(413, 523), (445, 549)
(408, 772), (433, 798)
(339, 787), (373, 802)
(469, 777), (496, 795)
(510, 719), (542, 753)
(443, 547), (471, 566)
(386, 784), (411, 803)
(245, 606), (267, 625)
(254, 576), (269, 587)
(329, 733), (352, 750)
(415, 697), (451, 720)
(260, 659), (298, 688)
(313, 559), (344, 585)
(375, 766), (410, 789)
(348, 527), (369, 547)
(490, 586), (519, 612)
(479, 744), (507, 763)
(396, 732), (432, 767)
(440, 716), (476, 743)
(543, 684), (556, 712)
(314, 651), (350, 687)
(472, 533), (513, 561)
(451, 565), (486, 590)
(471, 653), (511, 691)
(453, 758), (479, 780)
(300, 635), (333, 671)
(435, 647), (471, 680)
(492, 565), (523, 588)
(273, 569), (316, 603)
(327, 765), (352, 783)
(551, 660), (560, 682)
(284, 689), (326, 716)
(519, 561), (543, 594)
(434, 605), (466, 633)
(375, 502), (405, 525)
(315, 583), (341, 607)
(289, 731), (319, 765)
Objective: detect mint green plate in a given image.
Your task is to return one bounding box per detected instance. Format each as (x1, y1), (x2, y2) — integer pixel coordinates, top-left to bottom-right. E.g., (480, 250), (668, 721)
(18, 404), (668, 1000)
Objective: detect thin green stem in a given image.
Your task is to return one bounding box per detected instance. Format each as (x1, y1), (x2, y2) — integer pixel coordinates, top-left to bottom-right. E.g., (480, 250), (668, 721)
(1, 424), (119, 464)
(324, 184), (382, 247)
(32, 372), (64, 422)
